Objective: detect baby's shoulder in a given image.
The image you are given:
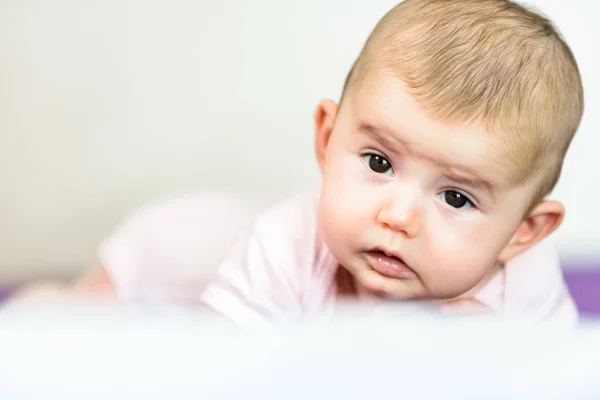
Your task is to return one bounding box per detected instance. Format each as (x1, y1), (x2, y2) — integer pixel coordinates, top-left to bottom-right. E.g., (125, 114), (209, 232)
(504, 240), (577, 323)
(253, 188), (320, 237)
(247, 187), (336, 280)
(506, 240), (563, 291)
(200, 188), (338, 321)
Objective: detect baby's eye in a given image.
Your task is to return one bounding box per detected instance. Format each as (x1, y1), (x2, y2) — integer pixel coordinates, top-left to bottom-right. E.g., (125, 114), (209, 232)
(438, 190), (474, 210)
(362, 153), (393, 175)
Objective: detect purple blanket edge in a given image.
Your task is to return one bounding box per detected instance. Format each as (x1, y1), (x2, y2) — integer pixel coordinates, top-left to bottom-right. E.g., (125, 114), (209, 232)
(1, 264), (598, 316)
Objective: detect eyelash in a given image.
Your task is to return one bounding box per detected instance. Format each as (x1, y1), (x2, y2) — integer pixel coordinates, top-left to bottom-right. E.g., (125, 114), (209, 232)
(361, 152), (394, 176)
(360, 152), (478, 211)
(437, 189), (476, 211)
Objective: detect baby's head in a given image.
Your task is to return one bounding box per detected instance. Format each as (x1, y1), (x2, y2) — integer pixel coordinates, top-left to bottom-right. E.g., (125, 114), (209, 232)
(314, 0), (583, 300)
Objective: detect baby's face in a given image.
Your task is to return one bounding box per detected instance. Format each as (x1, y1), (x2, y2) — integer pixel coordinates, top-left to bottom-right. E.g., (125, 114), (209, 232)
(317, 75), (536, 300)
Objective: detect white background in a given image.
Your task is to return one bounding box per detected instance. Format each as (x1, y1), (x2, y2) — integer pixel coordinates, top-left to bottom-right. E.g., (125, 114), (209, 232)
(0, 0), (598, 283)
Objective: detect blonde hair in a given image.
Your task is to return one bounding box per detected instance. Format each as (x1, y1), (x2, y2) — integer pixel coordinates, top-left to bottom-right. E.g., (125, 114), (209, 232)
(342, 0), (584, 203)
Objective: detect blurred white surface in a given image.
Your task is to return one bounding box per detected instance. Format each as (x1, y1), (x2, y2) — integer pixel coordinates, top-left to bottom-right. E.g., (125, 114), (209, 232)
(0, 0), (598, 282)
(0, 306), (599, 399)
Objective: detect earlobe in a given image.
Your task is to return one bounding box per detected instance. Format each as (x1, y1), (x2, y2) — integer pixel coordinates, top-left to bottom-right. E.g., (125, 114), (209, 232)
(314, 99), (339, 171)
(498, 200), (565, 263)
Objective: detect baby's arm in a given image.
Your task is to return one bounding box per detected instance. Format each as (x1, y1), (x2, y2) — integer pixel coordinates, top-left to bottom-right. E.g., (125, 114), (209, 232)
(198, 193), (321, 327)
(199, 220), (307, 328)
(5, 192), (261, 308)
(4, 265), (115, 308)
(73, 265), (116, 291)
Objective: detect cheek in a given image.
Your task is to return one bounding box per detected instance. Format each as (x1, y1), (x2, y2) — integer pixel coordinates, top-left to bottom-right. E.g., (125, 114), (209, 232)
(322, 151), (372, 217)
(318, 190), (357, 263)
(421, 212), (507, 297)
(319, 152), (373, 250)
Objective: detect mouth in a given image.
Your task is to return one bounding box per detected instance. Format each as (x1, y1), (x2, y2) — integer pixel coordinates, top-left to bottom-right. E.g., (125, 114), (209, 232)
(364, 248), (417, 279)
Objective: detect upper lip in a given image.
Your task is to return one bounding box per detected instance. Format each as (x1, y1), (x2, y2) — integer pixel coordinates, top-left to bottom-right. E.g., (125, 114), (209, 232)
(371, 246), (405, 262)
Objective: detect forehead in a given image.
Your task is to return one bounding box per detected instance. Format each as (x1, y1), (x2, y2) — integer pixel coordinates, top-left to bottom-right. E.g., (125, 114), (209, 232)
(343, 75), (522, 188)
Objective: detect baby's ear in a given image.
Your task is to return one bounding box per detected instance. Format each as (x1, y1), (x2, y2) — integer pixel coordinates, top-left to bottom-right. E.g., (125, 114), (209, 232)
(314, 99), (338, 171)
(498, 200), (564, 263)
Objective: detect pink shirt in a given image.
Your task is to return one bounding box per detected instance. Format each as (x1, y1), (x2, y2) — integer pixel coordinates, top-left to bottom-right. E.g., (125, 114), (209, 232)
(100, 189), (578, 327)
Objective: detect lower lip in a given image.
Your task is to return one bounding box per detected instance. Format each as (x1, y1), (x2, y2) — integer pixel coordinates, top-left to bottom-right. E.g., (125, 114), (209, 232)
(365, 251), (417, 279)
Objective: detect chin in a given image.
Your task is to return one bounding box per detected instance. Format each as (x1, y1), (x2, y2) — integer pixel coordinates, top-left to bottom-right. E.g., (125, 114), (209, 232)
(350, 267), (421, 300)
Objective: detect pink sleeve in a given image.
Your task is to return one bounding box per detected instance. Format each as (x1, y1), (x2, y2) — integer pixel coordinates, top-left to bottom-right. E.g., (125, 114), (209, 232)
(98, 194), (261, 304)
(199, 229), (300, 328)
(504, 240), (579, 326)
(200, 193), (320, 328)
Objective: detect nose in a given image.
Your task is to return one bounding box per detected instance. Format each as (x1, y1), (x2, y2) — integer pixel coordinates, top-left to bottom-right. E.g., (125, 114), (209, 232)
(376, 186), (421, 237)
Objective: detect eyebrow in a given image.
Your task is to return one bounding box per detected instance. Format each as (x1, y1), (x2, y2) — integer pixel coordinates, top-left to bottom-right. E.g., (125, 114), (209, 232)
(358, 122), (495, 199)
(358, 123), (405, 154)
(443, 169), (494, 200)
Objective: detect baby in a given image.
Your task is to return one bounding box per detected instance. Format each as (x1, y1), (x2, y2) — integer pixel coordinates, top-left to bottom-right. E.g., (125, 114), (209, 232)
(8, 0), (584, 326)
